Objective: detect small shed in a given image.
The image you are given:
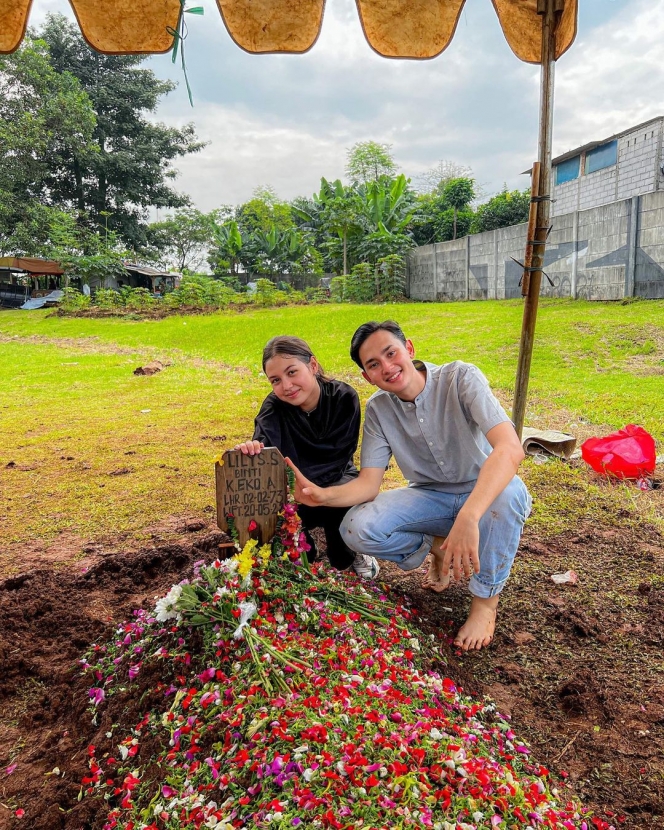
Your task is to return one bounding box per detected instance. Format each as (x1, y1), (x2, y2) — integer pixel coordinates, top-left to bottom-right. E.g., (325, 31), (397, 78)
(0, 257), (65, 307)
(122, 263), (181, 295)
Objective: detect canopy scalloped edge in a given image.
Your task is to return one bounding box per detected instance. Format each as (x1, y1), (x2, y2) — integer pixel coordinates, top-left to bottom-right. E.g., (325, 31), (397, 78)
(0, 0), (577, 63)
(215, 0), (326, 56)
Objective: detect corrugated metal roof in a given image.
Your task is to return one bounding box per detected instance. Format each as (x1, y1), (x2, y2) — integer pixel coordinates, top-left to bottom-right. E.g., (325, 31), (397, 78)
(123, 263), (178, 278)
(523, 116), (664, 173)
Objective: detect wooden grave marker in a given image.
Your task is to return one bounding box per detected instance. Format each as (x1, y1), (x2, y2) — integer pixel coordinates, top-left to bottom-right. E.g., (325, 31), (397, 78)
(215, 447), (288, 546)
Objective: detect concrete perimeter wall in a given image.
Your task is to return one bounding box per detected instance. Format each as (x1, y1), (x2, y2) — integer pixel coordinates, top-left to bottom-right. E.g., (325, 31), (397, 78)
(407, 190), (664, 302)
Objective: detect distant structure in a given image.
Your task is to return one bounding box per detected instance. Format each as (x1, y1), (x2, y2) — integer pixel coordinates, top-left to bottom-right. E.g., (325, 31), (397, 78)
(552, 116), (664, 216)
(407, 116), (664, 302)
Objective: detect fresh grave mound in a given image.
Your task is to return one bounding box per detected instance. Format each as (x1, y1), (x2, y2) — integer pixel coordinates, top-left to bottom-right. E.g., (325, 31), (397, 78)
(78, 509), (596, 830)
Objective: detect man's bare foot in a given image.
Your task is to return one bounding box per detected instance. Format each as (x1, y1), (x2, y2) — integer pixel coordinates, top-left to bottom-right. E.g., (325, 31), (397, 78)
(422, 536), (450, 593)
(454, 595), (499, 651)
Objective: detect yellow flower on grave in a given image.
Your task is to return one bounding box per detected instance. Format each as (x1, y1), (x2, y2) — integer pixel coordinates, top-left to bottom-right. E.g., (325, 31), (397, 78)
(213, 454), (224, 465)
(235, 539), (257, 580)
(257, 544), (271, 567)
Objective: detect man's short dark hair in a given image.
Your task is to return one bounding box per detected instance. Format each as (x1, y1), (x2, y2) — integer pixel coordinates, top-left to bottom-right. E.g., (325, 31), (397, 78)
(350, 320), (407, 369)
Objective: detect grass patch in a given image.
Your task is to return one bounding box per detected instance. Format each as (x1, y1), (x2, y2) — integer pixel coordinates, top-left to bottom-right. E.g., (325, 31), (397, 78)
(520, 458), (659, 537)
(1, 299), (662, 557)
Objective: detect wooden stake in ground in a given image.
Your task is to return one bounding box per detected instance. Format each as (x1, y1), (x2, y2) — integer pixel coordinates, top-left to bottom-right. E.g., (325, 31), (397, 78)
(215, 448), (288, 546)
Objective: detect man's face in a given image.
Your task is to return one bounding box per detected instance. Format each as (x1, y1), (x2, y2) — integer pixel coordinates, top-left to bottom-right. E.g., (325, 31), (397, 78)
(358, 330), (420, 399)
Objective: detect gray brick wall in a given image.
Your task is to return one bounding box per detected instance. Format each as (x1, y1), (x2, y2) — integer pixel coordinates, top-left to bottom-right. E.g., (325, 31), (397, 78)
(636, 190), (664, 299)
(407, 191), (664, 302)
(407, 244), (435, 301)
(435, 238), (466, 301)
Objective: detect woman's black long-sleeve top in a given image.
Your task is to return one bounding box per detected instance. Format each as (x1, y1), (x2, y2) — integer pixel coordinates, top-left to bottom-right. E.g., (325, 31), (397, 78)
(252, 378), (360, 487)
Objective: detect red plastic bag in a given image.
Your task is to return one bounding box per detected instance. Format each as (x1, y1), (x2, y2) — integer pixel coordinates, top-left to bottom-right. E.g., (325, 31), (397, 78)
(581, 424), (656, 479)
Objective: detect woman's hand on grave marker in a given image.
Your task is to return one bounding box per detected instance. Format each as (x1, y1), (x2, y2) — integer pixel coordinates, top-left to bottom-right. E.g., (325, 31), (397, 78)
(233, 440), (264, 456)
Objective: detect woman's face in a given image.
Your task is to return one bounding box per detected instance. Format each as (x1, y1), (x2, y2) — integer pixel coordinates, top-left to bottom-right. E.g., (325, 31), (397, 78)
(264, 354), (321, 412)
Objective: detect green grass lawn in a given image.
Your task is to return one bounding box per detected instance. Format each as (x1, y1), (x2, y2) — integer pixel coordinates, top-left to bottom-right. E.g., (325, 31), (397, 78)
(1, 299), (662, 563)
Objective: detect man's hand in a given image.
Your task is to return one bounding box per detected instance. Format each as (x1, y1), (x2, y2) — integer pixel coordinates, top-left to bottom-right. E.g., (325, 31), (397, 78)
(233, 440), (264, 456)
(285, 458), (329, 507)
(440, 514), (480, 581)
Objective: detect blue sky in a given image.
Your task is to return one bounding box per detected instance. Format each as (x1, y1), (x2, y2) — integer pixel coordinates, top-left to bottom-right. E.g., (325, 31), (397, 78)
(32, 0), (659, 210)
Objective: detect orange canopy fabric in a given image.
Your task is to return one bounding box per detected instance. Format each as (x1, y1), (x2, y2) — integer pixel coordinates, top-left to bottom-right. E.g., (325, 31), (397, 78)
(0, 257), (65, 275)
(0, 0), (577, 63)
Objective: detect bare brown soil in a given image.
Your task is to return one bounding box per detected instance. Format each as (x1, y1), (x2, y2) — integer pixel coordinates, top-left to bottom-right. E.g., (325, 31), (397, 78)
(0, 516), (662, 829)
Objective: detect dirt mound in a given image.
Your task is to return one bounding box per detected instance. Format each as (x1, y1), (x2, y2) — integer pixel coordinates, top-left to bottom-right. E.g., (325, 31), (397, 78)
(0, 527), (227, 829)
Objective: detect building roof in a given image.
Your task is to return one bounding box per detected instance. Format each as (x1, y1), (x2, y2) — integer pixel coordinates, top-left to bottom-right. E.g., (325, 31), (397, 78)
(123, 263), (179, 278)
(551, 116), (664, 166)
(522, 116), (664, 175)
(0, 257), (65, 275)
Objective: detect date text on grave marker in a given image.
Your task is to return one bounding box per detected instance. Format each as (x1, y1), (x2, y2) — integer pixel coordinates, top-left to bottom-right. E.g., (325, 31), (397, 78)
(215, 447), (287, 546)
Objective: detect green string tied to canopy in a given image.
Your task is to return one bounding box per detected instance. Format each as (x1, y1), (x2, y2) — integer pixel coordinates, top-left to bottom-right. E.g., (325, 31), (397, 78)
(167, 1), (204, 107)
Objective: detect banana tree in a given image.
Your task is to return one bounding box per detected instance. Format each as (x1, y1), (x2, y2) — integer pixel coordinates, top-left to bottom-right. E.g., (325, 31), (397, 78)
(210, 219), (242, 275)
(294, 178), (363, 275)
(360, 174), (416, 233)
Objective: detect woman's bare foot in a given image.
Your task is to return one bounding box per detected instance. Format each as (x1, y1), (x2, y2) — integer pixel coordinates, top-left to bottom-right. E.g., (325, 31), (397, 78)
(422, 536), (450, 593)
(454, 595), (499, 651)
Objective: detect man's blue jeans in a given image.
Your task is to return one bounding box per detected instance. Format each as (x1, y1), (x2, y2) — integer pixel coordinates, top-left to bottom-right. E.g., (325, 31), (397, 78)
(339, 477), (532, 598)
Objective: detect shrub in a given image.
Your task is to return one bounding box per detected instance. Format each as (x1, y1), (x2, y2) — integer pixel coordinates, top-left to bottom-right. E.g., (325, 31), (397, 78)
(122, 287), (156, 311)
(377, 254), (406, 300)
(330, 276), (348, 302)
(305, 287), (330, 303)
(206, 281), (237, 309)
(93, 288), (123, 310)
(59, 287), (91, 312)
(254, 279), (278, 306)
(346, 263), (376, 302)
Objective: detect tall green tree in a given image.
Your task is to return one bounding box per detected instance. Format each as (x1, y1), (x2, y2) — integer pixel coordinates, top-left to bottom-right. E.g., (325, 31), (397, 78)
(354, 174), (417, 265)
(236, 187), (294, 238)
(293, 179), (364, 275)
(413, 176), (475, 245)
(209, 219), (243, 277)
(471, 187), (530, 233)
(441, 177), (475, 240)
(0, 38), (98, 255)
(346, 141), (398, 186)
(39, 13), (205, 250)
(147, 208), (217, 272)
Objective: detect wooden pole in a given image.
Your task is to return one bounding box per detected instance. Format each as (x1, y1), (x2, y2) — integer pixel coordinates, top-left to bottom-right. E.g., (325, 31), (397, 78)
(512, 0), (558, 439)
(520, 161), (541, 298)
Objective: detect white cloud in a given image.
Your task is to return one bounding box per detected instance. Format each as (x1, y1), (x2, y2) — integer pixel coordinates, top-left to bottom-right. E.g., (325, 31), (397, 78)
(166, 106), (349, 209)
(552, 0), (664, 154)
(26, 0), (653, 208)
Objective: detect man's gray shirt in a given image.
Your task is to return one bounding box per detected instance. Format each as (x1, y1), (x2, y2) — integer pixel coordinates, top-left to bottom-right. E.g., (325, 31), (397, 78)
(360, 360), (510, 494)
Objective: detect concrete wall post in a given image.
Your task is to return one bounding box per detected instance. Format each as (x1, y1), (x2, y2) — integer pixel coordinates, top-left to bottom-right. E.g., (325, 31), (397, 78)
(570, 210), (579, 298)
(492, 230), (498, 299)
(625, 194), (639, 298)
(465, 234), (470, 301)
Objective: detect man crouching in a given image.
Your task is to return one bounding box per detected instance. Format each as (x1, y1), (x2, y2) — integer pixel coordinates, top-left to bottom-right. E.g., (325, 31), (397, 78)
(288, 320), (531, 651)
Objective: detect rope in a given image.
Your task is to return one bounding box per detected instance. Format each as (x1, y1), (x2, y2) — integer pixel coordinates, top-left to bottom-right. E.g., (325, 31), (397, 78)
(167, 2), (204, 107)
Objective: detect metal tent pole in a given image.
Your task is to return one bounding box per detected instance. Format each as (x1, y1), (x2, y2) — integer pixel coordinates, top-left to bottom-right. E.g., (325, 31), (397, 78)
(512, 0), (559, 438)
